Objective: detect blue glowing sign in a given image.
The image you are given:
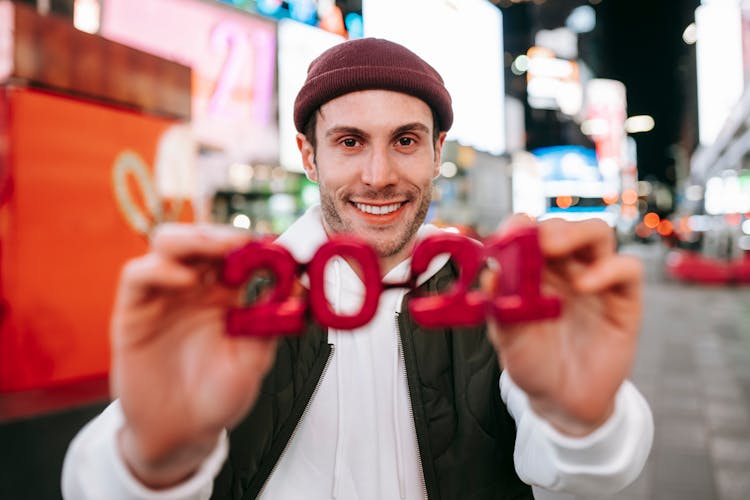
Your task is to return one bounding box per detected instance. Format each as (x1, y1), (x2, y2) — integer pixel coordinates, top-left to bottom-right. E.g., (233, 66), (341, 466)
(532, 146), (601, 183)
(218, 0), (362, 36)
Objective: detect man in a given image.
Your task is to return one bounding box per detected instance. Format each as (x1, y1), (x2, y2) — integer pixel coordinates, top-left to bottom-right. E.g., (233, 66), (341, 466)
(63, 38), (653, 499)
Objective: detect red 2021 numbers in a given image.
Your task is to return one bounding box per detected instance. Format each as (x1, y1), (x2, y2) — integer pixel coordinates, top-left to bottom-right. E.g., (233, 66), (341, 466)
(221, 227), (561, 337)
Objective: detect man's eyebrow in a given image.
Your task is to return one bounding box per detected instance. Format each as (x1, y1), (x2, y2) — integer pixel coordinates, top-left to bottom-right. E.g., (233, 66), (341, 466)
(391, 122), (431, 137)
(324, 126), (370, 139)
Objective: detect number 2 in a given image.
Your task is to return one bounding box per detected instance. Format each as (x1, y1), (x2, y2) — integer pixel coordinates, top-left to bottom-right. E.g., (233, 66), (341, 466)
(408, 233), (486, 328)
(208, 20), (248, 115)
(222, 239), (306, 337)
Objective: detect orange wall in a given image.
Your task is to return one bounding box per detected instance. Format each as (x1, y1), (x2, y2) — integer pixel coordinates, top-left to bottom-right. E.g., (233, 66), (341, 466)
(0, 87), (188, 392)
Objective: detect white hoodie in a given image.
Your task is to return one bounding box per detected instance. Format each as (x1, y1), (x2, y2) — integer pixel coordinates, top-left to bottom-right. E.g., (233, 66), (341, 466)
(62, 205), (654, 500)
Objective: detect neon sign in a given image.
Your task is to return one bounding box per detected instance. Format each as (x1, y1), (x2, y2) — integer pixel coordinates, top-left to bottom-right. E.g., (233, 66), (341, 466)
(100, 0), (277, 159)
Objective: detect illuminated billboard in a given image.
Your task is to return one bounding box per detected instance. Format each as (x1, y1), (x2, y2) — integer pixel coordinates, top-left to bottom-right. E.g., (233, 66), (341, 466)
(277, 19), (345, 172)
(696, 2), (744, 145)
(526, 46), (582, 115)
(705, 173), (750, 215)
(585, 79), (626, 164)
(532, 145), (619, 225)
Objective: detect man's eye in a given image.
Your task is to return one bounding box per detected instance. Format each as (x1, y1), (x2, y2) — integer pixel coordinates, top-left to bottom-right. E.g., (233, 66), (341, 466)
(342, 138), (358, 147)
(398, 137), (414, 146)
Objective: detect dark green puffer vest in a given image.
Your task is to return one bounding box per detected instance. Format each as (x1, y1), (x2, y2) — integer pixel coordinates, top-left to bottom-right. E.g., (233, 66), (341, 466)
(211, 261), (533, 500)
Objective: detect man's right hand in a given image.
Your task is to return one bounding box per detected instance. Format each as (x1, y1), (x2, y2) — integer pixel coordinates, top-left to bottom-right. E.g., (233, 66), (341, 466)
(110, 224), (278, 488)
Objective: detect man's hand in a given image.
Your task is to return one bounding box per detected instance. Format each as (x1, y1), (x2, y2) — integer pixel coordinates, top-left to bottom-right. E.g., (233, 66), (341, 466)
(486, 217), (643, 437)
(110, 224), (278, 488)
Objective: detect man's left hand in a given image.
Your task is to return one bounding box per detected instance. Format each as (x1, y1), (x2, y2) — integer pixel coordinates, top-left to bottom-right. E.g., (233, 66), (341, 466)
(486, 217), (643, 437)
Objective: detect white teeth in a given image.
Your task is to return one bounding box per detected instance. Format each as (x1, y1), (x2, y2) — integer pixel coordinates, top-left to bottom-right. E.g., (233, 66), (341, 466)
(354, 202), (403, 215)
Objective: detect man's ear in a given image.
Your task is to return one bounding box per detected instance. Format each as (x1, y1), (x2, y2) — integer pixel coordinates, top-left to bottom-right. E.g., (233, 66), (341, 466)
(296, 133), (318, 182)
(433, 131), (448, 178)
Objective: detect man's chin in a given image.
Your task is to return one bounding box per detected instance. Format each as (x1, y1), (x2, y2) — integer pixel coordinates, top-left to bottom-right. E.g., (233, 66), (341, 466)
(358, 227), (414, 259)
(321, 201), (424, 256)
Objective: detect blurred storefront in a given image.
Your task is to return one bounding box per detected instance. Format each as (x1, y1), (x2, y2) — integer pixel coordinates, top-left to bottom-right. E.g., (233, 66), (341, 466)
(0, 0), (517, 399)
(678, 0), (750, 283)
(0, 1), (193, 394)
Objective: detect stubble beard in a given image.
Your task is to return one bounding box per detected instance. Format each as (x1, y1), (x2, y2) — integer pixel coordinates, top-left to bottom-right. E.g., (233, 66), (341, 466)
(318, 182), (432, 259)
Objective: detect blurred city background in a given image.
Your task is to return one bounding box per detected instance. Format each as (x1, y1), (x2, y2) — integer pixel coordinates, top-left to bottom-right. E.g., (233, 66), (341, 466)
(0, 0), (749, 498)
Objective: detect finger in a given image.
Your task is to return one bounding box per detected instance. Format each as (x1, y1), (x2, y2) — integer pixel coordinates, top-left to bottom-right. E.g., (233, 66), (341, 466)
(539, 218), (615, 261)
(150, 223), (253, 261)
(575, 254), (643, 294)
(495, 213), (535, 236)
(234, 337), (278, 374)
(484, 316), (503, 361)
(120, 253), (199, 292)
(222, 336), (279, 429)
(478, 267), (496, 294)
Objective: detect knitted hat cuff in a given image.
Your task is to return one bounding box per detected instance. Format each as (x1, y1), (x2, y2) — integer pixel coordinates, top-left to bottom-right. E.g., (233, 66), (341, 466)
(293, 39), (453, 133)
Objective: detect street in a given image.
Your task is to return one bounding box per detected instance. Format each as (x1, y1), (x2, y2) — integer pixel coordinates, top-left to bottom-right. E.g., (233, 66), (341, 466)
(537, 243), (750, 500)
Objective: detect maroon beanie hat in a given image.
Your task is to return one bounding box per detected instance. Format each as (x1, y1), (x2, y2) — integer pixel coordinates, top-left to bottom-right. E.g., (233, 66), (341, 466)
(293, 38), (453, 133)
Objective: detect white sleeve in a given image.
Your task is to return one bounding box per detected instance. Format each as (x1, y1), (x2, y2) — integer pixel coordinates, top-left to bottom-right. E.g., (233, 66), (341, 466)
(500, 372), (653, 496)
(61, 400), (228, 500)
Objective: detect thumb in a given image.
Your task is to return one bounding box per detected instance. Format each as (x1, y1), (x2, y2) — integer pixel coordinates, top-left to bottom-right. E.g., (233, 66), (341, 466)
(496, 213), (535, 236)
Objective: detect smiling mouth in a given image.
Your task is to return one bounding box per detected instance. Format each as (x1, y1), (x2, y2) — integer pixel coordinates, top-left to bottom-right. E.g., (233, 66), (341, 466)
(353, 202), (406, 215)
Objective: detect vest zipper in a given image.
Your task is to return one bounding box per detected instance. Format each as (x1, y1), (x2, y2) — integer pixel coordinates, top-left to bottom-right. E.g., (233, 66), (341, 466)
(396, 314), (429, 500)
(255, 345), (334, 498)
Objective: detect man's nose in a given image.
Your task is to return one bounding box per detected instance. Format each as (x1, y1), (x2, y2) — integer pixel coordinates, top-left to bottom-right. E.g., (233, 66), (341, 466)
(361, 147), (398, 188)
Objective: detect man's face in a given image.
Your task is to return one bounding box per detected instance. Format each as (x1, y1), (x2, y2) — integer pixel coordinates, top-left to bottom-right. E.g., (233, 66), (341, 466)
(297, 90), (446, 266)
